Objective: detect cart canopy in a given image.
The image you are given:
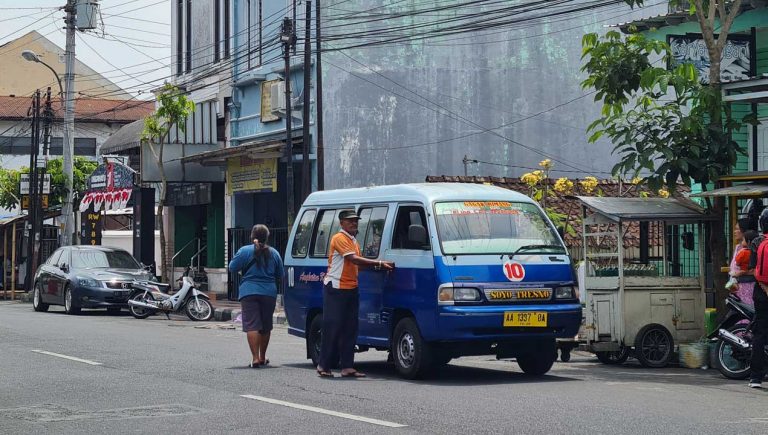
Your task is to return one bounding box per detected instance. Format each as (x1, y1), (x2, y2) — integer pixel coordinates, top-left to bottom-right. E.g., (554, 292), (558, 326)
(688, 183), (768, 198)
(575, 196), (714, 223)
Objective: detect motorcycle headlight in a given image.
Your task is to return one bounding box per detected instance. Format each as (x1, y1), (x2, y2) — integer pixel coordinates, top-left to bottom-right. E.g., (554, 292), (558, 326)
(77, 277), (100, 287)
(438, 286), (481, 304)
(555, 286), (575, 299)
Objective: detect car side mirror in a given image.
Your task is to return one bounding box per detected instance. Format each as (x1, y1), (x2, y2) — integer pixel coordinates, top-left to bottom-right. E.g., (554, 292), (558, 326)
(59, 264), (69, 273)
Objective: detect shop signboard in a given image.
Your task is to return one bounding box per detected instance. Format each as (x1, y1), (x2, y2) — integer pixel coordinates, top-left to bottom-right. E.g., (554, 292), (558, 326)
(226, 157), (278, 194)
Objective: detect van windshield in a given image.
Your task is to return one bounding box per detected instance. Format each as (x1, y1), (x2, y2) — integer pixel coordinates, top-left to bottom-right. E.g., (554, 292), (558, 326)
(434, 201), (565, 255)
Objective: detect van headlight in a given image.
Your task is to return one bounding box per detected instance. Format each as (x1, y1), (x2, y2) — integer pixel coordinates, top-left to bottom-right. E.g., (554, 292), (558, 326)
(438, 286), (481, 304)
(555, 286), (575, 299)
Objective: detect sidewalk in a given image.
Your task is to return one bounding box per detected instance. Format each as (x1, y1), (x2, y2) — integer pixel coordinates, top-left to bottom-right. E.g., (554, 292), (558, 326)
(210, 296), (286, 326)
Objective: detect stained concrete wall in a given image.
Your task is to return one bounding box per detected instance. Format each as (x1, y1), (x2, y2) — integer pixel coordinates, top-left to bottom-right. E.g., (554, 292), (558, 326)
(320, 2), (666, 189)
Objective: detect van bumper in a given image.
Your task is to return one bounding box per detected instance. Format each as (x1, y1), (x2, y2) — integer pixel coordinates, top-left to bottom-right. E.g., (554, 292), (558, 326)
(435, 303), (582, 341)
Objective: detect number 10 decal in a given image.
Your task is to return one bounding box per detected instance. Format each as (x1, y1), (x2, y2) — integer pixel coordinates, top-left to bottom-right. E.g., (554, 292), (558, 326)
(503, 261), (525, 282)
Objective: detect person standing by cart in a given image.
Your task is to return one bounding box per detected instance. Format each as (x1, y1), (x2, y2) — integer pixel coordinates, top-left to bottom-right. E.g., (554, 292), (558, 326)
(748, 214), (768, 388)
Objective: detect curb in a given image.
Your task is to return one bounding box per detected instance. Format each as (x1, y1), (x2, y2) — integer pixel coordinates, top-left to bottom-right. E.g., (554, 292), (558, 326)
(212, 306), (286, 325)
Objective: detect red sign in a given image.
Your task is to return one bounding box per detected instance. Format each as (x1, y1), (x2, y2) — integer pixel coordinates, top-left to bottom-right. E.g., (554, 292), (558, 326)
(503, 261), (525, 282)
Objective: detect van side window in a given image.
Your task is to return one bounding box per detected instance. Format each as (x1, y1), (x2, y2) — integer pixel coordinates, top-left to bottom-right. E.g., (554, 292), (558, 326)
(392, 206), (430, 250)
(357, 206), (387, 258)
(291, 209), (317, 258)
(312, 209), (338, 257)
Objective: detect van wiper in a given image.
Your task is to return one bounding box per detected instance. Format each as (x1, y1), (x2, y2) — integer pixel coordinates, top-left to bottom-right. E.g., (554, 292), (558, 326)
(507, 244), (565, 260)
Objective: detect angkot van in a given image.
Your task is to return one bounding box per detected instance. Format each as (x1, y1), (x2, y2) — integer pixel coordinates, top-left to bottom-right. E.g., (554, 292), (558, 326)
(283, 183), (581, 378)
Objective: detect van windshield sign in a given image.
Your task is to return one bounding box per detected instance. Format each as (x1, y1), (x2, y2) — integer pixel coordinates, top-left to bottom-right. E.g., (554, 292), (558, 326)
(434, 201), (563, 255)
(437, 201), (521, 215)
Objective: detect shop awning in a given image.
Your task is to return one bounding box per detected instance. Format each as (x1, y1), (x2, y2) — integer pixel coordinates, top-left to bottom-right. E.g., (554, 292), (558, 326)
(722, 74), (768, 104)
(689, 183), (768, 198)
(179, 139), (293, 166)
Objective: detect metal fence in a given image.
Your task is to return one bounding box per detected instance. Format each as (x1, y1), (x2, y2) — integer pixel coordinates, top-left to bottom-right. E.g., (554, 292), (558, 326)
(227, 227), (289, 301)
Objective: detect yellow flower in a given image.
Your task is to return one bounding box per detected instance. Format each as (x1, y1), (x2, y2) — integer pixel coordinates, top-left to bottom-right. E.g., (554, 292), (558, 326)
(521, 170), (544, 187)
(658, 188), (670, 198)
(579, 176), (599, 193)
(538, 159), (553, 170)
(553, 177), (573, 194)
(631, 177), (642, 185)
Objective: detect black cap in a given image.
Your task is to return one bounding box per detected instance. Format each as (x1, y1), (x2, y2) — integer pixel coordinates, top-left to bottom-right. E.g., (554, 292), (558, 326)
(339, 209), (360, 220)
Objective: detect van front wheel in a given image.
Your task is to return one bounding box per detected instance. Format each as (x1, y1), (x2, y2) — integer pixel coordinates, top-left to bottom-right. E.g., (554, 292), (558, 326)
(392, 317), (432, 379)
(517, 340), (557, 375)
(307, 314), (323, 367)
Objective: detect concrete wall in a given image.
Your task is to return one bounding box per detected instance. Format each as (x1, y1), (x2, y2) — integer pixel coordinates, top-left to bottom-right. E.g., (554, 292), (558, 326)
(0, 31), (131, 100)
(319, 2), (666, 189)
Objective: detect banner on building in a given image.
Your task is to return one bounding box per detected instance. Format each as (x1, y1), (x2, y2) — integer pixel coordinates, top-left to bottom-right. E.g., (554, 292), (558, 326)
(226, 157), (278, 194)
(80, 161), (135, 212)
(668, 34), (753, 84)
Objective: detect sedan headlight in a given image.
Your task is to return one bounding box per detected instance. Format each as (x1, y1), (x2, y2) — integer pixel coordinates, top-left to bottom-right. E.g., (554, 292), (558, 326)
(555, 286), (575, 299)
(77, 277), (100, 287)
(438, 286), (481, 304)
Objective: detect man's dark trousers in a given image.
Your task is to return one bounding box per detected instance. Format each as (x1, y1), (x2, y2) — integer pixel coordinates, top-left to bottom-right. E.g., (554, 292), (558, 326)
(319, 283), (359, 370)
(751, 283), (768, 381)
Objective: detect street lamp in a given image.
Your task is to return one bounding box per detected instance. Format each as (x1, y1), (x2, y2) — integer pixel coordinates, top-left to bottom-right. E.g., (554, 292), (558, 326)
(21, 44), (75, 247)
(21, 50), (64, 105)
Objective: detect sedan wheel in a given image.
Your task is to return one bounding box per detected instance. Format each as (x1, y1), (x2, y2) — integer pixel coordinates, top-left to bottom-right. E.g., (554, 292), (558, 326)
(63, 286), (81, 315)
(32, 283), (49, 312)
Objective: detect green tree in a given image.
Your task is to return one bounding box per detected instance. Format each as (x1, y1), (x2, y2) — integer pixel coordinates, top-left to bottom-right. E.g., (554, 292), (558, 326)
(0, 157), (97, 211)
(581, 0), (752, 309)
(141, 83), (195, 283)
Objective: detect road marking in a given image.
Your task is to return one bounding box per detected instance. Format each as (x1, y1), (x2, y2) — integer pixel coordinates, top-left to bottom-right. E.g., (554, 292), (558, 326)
(240, 395), (407, 428)
(31, 350), (102, 366)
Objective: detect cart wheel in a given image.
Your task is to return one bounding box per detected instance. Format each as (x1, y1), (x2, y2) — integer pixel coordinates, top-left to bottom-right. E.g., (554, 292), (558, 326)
(634, 324), (674, 368)
(560, 348), (571, 362)
(595, 346), (630, 365)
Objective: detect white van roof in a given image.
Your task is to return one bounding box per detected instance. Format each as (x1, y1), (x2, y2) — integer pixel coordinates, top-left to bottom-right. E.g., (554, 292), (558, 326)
(302, 183), (534, 207)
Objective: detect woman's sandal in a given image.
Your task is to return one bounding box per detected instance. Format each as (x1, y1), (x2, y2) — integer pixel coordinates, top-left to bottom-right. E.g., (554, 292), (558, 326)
(260, 359), (270, 366)
(248, 361), (261, 368)
(316, 368), (334, 378)
(340, 371), (366, 378)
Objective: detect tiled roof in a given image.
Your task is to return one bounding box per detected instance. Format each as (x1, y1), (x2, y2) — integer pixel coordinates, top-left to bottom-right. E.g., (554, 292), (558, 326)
(0, 96), (153, 123)
(425, 175), (691, 252)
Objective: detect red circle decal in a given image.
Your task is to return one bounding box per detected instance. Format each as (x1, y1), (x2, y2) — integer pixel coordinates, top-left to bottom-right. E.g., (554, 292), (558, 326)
(503, 261), (525, 281)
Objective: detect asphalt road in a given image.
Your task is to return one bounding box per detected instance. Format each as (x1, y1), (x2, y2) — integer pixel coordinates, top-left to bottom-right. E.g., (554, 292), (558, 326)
(1, 301), (766, 434)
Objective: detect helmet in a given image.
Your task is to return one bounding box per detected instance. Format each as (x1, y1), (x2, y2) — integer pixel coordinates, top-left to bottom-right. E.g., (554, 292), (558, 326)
(759, 208), (768, 233)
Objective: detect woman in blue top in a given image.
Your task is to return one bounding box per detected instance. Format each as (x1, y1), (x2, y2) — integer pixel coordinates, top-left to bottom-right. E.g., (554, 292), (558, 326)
(228, 224), (284, 368)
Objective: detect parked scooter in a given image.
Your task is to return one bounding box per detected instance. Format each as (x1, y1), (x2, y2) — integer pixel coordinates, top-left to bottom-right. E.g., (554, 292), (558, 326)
(709, 294), (767, 379)
(127, 268), (213, 321)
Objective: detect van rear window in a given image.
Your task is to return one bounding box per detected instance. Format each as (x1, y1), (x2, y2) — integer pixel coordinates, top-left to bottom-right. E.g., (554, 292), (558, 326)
(434, 201), (564, 255)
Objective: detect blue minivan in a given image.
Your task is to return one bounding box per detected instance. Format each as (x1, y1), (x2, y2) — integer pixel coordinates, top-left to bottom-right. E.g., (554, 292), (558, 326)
(283, 183), (581, 378)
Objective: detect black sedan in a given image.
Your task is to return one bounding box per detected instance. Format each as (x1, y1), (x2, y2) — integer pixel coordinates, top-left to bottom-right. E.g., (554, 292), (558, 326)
(32, 246), (154, 314)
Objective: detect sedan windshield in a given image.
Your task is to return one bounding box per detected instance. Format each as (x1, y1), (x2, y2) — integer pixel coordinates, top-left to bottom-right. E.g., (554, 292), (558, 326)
(71, 250), (140, 269)
(434, 201), (565, 255)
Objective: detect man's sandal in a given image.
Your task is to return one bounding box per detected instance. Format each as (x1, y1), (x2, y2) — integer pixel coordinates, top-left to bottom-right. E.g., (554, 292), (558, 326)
(317, 368), (334, 378)
(340, 371), (366, 378)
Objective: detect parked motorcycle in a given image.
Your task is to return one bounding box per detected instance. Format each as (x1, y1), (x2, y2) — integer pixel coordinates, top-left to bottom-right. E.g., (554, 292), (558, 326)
(127, 270), (213, 321)
(709, 294), (767, 379)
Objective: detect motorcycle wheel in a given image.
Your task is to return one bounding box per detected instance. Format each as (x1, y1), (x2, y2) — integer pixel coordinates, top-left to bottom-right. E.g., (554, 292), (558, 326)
(185, 298), (213, 321)
(129, 292), (155, 319)
(595, 346), (630, 365)
(716, 325), (752, 380)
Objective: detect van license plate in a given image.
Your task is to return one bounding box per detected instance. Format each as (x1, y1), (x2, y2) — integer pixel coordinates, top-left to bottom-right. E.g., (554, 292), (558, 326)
(503, 312), (547, 327)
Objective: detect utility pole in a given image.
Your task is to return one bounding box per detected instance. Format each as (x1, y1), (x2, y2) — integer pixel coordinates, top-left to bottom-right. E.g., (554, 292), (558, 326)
(301, 0), (311, 203)
(463, 155), (469, 177)
(25, 91), (40, 292)
(60, 0), (77, 246)
(315, 0), (324, 190)
(38, 87), (53, 264)
(281, 17), (297, 226)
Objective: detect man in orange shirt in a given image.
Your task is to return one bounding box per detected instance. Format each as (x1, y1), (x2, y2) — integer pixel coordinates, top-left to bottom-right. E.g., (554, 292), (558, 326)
(317, 209), (395, 378)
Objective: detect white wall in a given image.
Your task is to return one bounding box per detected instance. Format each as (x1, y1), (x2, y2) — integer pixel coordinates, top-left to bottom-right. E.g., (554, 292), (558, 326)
(102, 230), (163, 278)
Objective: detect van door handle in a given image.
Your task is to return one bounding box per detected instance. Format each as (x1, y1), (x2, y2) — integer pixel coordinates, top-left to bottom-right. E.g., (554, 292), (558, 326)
(287, 267), (294, 287)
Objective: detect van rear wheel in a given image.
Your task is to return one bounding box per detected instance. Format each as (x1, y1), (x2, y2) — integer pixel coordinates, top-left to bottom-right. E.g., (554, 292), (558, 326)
(392, 317), (432, 379)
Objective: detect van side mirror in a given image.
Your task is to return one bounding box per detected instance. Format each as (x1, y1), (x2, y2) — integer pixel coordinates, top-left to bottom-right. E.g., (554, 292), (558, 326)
(408, 224), (428, 249)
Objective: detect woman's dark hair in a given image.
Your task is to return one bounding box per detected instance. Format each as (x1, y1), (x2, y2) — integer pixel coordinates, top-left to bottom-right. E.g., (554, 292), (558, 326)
(737, 217), (756, 233)
(251, 224), (271, 266)
(744, 229), (759, 244)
